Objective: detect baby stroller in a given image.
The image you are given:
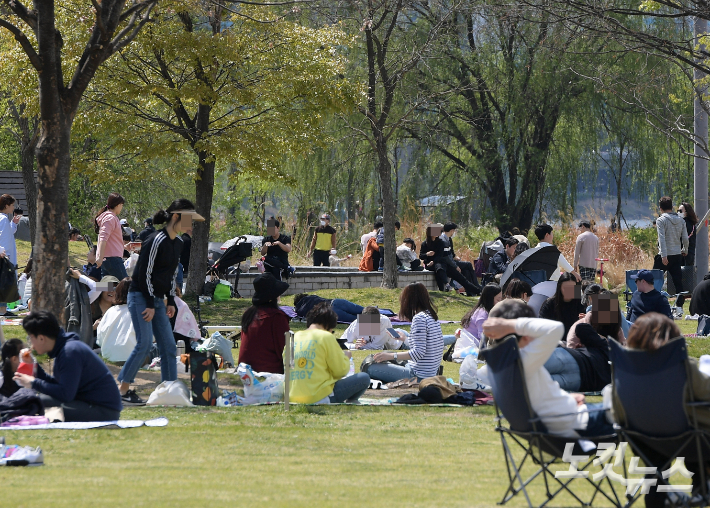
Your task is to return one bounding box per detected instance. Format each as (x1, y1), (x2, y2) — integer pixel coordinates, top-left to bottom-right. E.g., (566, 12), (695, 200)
(206, 236), (253, 299)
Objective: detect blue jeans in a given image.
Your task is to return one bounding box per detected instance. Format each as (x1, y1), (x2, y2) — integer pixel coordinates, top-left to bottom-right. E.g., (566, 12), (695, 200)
(176, 263), (184, 288)
(102, 256), (128, 280)
(331, 299), (364, 323)
(118, 292), (177, 385)
(367, 362), (420, 383)
(576, 403), (614, 437)
(330, 372), (370, 403)
(544, 347), (581, 391)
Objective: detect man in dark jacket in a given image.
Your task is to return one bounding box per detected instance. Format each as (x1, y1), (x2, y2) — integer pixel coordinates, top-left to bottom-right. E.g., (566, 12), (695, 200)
(488, 238), (519, 275)
(13, 311), (122, 422)
(626, 270), (672, 323)
(138, 218), (156, 242)
(690, 272), (710, 317)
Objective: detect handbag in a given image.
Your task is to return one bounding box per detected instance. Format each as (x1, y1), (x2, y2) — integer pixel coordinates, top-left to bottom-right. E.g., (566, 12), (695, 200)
(0, 257), (19, 303)
(190, 349), (219, 406)
(698, 315), (710, 337)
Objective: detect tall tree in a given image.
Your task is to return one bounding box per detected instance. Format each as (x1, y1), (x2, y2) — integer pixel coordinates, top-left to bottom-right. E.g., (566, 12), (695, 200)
(0, 0), (155, 316)
(408, 3), (588, 232)
(83, 1), (357, 295)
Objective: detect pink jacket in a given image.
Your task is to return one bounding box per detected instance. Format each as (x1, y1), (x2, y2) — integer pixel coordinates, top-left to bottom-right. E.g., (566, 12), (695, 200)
(97, 211), (124, 258)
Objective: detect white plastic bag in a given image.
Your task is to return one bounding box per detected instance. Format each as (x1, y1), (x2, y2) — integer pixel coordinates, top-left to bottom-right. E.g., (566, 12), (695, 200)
(147, 380), (193, 406)
(459, 355), (478, 388)
(453, 329), (479, 359)
(237, 363), (284, 405)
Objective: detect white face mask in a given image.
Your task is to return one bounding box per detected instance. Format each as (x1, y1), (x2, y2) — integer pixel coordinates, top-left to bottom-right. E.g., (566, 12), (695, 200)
(678, 211), (686, 217)
(320, 220), (326, 226)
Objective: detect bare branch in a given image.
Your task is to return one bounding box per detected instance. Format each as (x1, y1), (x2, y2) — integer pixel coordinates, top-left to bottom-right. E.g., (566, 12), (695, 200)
(0, 18), (41, 70)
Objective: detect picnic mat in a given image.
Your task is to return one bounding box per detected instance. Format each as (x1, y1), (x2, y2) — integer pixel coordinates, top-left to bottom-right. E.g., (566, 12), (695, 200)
(279, 306), (454, 325)
(0, 417), (169, 430)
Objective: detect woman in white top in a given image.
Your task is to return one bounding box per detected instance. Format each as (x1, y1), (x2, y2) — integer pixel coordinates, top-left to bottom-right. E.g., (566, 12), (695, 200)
(0, 194), (20, 313)
(368, 283), (444, 382)
(340, 306), (405, 350)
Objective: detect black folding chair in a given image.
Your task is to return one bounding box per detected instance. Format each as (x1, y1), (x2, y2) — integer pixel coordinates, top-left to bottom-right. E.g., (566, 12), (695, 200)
(479, 336), (625, 508)
(609, 338), (710, 506)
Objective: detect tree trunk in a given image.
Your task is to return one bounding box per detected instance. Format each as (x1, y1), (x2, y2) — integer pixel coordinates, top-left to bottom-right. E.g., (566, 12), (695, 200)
(21, 137), (38, 244)
(33, 121), (71, 319)
(377, 142), (398, 289)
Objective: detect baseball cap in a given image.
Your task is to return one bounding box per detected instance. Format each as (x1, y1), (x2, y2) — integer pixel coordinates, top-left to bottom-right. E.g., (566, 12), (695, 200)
(630, 269), (654, 283)
(320, 213), (330, 221)
(145, 218), (153, 225)
(120, 219), (128, 225)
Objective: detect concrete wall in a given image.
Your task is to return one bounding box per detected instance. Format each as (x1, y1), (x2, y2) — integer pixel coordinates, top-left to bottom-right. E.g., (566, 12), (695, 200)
(227, 269), (438, 298)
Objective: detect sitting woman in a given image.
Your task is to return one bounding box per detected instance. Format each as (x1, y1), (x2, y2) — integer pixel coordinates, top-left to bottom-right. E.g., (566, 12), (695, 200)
(543, 292), (622, 392)
(340, 306), (404, 350)
(368, 283), (444, 383)
(504, 279), (532, 303)
(1, 339), (24, 397)
(288, 302), (370, 404)
(90, 276), (119, 332)
(96, 278), (136, 362)
(567, 286), (626, 348)
(239, 273), (291, 374)
(538, 272), (585, 338)
(460, 283), (502, 340)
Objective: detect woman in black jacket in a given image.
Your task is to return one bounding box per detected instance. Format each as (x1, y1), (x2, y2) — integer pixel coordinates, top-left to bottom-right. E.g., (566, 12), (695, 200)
(679, 202), (698, 267)
(420, 224), (479, 296)
(117, 199), (204, 405)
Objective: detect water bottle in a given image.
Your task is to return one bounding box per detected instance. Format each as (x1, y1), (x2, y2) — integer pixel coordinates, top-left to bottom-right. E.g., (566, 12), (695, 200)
(177, 340), (185, 357)
(347, 357), (355, 377)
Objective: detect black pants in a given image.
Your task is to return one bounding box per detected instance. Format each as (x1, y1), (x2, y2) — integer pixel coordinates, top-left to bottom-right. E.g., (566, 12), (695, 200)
(433, 260), (479, 295)
(39, 394), (121, 422)
(371, 250), (380, 271)
(264, 255), (290, 280)
(654, 253), (684, 294)
(456, 260), (480, 288)
(313, 250), (330, 266)
(409, 259), (423, 271)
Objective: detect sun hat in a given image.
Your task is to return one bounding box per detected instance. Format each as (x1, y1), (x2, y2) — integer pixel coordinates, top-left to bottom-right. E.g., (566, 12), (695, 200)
(251, 273), (289, 306)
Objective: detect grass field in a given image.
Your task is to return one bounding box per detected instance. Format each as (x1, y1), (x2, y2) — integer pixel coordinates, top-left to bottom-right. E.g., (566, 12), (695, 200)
(1, 288), (706, 507)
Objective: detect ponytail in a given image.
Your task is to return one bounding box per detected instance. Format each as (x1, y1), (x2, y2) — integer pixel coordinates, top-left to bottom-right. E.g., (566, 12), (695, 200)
(153, 210), (170, 225)
(94, 193), (125, 234)
(152, 199), (197, 228)
(94, 205), (109, 234)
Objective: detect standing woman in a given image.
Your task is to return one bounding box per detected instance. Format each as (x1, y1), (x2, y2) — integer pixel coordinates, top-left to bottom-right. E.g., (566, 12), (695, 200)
(94, 193), (128, 280)
(117, 199), (204, 405)
(368, 283), (444, 382)
(0, 194), (20, 315)
(679, 202), (699, 267)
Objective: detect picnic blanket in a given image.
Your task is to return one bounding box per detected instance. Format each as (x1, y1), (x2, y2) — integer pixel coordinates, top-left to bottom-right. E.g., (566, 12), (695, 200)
(279, 306), (455, 325)
(0, 417), (168, 430)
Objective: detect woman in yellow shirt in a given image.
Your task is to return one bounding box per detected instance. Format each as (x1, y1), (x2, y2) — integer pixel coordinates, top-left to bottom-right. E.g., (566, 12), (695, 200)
(288, 302), (370, 404)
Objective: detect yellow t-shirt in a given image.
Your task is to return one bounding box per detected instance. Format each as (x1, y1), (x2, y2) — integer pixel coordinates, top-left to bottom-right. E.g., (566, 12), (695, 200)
(286, 329), (349, 403)
(314, 225), (336, 252)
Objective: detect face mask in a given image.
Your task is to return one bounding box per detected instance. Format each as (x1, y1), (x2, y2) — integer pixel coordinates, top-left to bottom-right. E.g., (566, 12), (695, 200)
(679, 211), (686, 217)
(320, 220), (326, 226)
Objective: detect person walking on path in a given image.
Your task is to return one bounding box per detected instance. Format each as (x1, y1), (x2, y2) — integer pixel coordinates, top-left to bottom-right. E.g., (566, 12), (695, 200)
(679, 202), (698, 267)
(309, 214), (336, 266)
(0, 194), (20, 316)
(117, 199), (204, 405)
(653, 196), (688, 294)
(573, 221), (599, 282)
(94, 193), (129, 280)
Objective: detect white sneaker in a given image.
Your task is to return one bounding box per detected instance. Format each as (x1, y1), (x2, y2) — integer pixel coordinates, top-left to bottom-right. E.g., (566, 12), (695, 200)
(0, 446), (43, 466)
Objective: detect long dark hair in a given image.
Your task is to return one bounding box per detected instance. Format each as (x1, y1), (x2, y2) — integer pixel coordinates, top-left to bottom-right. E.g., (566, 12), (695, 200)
(94, 193), (125, 234)
(399, 282), (438, 321)
(1, 338), (24, 388)
(553, 272), (580, 318)
(153, 198), (196, 227)
(241, 300), (280, 332)
(462, 283), (501, 328)
(682, 202), (699, 226)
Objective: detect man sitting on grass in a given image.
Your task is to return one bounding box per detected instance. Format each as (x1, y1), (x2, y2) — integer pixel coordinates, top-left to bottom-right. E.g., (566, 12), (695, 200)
(479, 300), (613, 438)
(626, 269), (672, 323)
(13, 310), (122, 422)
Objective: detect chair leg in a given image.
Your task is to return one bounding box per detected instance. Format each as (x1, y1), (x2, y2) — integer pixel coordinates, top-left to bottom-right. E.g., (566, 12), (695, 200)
(499, 433), (535, 508)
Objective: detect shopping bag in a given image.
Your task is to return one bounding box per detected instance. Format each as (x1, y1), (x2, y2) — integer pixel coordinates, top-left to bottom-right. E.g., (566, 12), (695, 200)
(0, 257), (19, 303)
(190, 349), (219, 406)
(212, 281), (232, 302)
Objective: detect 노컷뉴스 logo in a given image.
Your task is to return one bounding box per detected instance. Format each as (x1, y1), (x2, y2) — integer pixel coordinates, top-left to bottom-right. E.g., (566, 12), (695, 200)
(555, 442), (693, 495)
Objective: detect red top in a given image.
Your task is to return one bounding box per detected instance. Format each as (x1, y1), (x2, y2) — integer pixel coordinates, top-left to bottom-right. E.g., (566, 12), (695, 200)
(238, 306), (290, 374)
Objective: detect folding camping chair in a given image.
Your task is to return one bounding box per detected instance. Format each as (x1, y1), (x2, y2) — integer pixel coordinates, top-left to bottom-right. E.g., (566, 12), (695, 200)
(479, 336), (624, 508)
(608, 338), (710, 507)
(623, 270), (664, 302)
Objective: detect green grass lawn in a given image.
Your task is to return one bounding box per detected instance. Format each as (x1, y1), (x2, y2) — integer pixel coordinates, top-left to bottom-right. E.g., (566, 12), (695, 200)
(1, 287), (704, 506)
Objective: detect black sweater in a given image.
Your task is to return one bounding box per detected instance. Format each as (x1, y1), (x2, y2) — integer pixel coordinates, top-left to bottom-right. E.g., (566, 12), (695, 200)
(539, 297), (586, 338)
(420, 238), (447, 265)
(129, 229), (182, 309)
(564, 323), (611, 392)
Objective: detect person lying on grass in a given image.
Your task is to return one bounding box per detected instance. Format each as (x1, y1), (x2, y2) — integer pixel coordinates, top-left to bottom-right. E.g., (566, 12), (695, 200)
(287, 302), (370, 404)
(479, 300), (613, 438)
(13, 310), (122, 422)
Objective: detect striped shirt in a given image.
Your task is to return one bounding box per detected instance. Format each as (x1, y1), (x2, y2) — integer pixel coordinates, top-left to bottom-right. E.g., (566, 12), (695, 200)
(407, 311), (444, 379)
